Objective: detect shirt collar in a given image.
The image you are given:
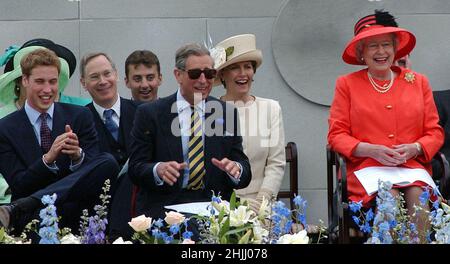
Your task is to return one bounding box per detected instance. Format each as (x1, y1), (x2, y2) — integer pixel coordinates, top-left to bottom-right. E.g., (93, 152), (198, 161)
(24, 100), (55, 125)
(93, 95), (121, 118)
(176, 89), (205, 113)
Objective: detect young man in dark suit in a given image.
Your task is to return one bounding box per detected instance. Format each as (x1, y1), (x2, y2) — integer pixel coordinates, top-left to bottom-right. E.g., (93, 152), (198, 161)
(80, 52), (139, 240)
(128, 43), (252, 220)
(0, 48), (119, 234)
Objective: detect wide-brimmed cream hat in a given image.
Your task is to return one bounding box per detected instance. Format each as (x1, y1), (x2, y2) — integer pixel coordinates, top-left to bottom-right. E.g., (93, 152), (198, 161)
(211, 34), (262, 86)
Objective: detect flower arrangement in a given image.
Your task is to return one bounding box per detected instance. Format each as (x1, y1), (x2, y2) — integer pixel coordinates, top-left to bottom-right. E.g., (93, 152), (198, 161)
(1, 183), (327, 244)
(129, 212), (194, 244)
(349, 180), (450, 244)
(127, 192), (326, 244)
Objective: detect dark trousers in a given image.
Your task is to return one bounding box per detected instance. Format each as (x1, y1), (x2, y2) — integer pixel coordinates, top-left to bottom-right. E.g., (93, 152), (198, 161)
(108, 172), (134, 241)
(20, 152), (120, 234)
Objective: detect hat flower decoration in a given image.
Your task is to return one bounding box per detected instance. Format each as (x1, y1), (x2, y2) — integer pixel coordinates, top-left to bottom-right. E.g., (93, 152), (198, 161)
(210, 46), (234, 69)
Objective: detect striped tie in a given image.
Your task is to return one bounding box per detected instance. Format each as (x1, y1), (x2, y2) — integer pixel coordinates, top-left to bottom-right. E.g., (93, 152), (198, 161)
(187, 106), (205, 190)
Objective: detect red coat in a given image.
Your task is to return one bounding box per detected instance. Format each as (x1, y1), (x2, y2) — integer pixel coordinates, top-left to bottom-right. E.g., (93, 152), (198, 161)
(328, 66), (444, 206)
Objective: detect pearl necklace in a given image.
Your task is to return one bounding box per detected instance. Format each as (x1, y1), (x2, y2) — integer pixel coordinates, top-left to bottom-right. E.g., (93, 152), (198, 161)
(367, 70), (394, 93)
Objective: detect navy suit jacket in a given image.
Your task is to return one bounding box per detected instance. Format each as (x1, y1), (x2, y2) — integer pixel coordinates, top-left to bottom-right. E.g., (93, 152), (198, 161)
(0, 102), (99, 200)
(128, 92), (251, 217)
(86, 97), (140, 167)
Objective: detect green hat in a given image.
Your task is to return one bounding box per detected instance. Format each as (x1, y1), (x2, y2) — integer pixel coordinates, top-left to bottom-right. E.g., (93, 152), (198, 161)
(0, 46), (70, 105)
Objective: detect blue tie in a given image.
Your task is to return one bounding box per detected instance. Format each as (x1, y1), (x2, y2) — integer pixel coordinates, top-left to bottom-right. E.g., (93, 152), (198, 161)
(104, 109), (119, 141)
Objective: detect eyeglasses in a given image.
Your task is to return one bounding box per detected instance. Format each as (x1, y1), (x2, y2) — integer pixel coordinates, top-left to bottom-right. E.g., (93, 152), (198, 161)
(181, 68), (217, 80)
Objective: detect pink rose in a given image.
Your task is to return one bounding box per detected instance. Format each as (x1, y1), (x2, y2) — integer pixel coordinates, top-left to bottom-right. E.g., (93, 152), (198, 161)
(128, 214), (152, 232)
(164, 211), (186, 225)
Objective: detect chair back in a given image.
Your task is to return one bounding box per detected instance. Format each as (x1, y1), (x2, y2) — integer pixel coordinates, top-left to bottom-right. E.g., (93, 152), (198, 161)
(278, 142), (298, 209)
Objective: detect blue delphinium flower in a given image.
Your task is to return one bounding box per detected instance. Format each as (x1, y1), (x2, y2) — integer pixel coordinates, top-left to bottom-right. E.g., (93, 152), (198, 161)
(39, 194), (60, 244)
(419, 188), (430, 205)
(182, 231), (193, 240)
(80, 180), (111, 244)
(349, 200), (362, 213)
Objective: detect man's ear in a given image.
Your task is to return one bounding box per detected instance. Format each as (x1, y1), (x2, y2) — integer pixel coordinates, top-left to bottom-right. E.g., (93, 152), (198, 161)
(22, 75), (29, 88)
(80, 77), (87, 90)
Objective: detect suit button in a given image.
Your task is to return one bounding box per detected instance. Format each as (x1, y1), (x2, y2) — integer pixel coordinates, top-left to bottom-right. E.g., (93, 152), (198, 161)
(385, 105), (393, 110)
(117, 149), (122, 153)
(388, 134), (394, 139)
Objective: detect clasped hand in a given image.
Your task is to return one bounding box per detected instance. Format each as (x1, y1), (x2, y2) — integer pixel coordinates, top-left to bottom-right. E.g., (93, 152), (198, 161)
(355, 142), (420, 166)
(157, 158), (241, 186)
(44, 125), (82, 163)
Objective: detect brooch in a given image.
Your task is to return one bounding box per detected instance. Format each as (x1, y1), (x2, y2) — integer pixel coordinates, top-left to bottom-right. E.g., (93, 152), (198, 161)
(404, 72), (415, 83)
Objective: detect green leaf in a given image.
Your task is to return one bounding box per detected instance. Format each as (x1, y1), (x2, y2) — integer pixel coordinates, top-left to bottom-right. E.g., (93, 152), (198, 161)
(238, 229), (252, 244)
(224, 225), (252, 236)
(230, 191), (237, 210)
(225, 46), (234, 59)
(219, 217), (230, 239)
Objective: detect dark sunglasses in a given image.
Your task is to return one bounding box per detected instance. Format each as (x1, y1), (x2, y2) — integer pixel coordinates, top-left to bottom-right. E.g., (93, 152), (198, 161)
(182, 68), (217, 80)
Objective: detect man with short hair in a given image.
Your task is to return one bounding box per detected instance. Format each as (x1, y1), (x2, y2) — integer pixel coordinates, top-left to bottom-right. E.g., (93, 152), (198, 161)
(0, 48), (119, 234)
(128, 43), (252, 220)
(80, 52), (140, 239)
(125, 50), (162, 102)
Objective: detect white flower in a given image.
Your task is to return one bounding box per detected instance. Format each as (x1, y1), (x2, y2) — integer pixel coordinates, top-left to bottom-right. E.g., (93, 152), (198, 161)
(212, 200), (230, 214)
(277, 230), (309, 244)
(258, 197), (270, 220)
(164, 211), (186, 225)
(252, 221), (269, 243)
(112, 237), (133, 244)
(182, 238), (195, 244)
(128, 214), (153, 232)
(229, 205), (254, 227)
(210, 46), (226, 69)
(60, 233), (81, 244)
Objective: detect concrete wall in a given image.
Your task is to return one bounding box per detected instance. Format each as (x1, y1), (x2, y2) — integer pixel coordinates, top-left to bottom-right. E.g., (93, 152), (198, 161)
(1, 0), (449, 226)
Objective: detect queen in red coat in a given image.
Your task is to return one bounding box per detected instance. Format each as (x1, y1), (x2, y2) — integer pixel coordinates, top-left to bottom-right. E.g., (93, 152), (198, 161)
(328, 10), (444, 234)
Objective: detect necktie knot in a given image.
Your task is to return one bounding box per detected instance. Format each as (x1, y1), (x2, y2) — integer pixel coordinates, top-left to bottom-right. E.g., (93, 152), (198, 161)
(40, 113), (49, 122)
(104, 109), (119, 141)
(104, 109), (114, 119)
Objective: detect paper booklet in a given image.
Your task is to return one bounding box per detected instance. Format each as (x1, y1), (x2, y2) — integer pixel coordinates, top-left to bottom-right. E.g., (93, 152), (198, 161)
(354, 166), (438, 196)
(164, 201), (228, 216)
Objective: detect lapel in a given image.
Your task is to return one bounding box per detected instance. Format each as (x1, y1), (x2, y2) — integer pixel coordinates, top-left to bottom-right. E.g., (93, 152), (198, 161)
(16, 109), (42, 162)
(119, 97), (133, 148)
(204, 97), (220, 175)
(51, 103), (67, 141)
(51, 104), (71, 168)
(160, 93), (183, 164)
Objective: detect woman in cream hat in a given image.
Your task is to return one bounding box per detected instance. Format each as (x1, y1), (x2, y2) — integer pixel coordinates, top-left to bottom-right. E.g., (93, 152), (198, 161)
(212, 34), (286, 212)
(328, 10), (443, 239)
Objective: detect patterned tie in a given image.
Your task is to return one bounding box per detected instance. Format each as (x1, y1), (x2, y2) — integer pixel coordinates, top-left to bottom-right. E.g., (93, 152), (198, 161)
(187, 106), (205, 190)
(104, 109), (119, 141)
(40, 113), (52, 153)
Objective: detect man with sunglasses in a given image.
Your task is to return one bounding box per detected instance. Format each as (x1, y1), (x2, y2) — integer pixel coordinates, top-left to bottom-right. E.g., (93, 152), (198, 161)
(128, 43), (252, 222)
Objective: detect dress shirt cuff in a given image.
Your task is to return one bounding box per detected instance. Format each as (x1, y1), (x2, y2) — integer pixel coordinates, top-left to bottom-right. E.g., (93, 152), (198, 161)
(70, 151), (85, 171)
(153, 162), (164, 186)
(42, 155), (59, 174)
(227, 162), (242, 185)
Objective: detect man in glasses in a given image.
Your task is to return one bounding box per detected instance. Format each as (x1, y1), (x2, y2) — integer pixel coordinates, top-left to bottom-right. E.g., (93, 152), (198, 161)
(128, 43), (252, 223)
(80, 52), (140, 239)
